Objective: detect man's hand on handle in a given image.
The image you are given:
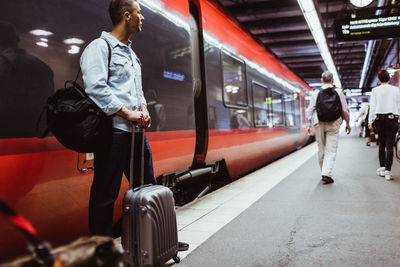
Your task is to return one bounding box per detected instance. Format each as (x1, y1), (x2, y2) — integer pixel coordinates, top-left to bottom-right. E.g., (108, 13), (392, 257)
(140, 104), (151, 129)
(116, 106), (151, 129)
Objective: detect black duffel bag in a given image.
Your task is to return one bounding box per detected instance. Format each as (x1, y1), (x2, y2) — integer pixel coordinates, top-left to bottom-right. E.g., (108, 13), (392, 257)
(38, 38), (112, 153)
(41, 80), (112, 153)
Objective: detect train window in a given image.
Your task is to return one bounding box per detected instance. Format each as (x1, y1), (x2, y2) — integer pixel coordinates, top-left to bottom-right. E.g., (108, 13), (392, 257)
(252, 82), (272, 127)
(221, 50), (248, 108)
(229, 109), (251, 129)
(304, 94), (311, 124)
(0, 34), (54, 139)
(271, 89), (284, 126)
(294, 95), (301, 126)
(284, 92), (300, 127)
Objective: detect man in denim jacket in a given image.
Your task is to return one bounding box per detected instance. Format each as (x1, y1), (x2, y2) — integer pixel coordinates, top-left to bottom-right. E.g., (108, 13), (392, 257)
(80, 0), (154, 236)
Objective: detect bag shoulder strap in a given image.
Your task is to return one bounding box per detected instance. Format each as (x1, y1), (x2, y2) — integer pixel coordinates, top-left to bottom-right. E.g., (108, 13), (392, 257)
(74, 38), (112, 82)
(335, 88), (343, 114)
(102, 37), (112, 69)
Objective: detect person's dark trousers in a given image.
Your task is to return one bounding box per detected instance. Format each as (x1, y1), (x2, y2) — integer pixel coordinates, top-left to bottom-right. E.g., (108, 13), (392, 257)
(376, 116), (398, 171)
(89, 128), (156, 236)
(364, 117), (371, 138)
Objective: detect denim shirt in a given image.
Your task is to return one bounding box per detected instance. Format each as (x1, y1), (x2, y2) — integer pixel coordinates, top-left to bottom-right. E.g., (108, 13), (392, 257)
(80, 31), (146, 132)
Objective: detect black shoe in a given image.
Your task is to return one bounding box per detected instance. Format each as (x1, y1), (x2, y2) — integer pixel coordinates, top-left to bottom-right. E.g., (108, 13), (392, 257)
(322, 175), (334, 184)
(178, 241), (189, 251)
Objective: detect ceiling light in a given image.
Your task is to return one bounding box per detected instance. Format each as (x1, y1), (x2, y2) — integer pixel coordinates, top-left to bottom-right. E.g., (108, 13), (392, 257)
(68, 45), (80, 54)
(298, 0), (315, 13)
(309, 82), (323, 87)
(305, 12), (320, 30)
(63, 38), (85, 45)
(36, 41), (48, 47)
(29, 29), (53, 36)
(297, 0), (342, 88)
(312, 29), (325, 44)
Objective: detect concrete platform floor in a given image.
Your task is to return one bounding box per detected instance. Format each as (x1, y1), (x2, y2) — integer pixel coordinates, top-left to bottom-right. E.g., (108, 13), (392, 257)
(175, 134), (400, 266)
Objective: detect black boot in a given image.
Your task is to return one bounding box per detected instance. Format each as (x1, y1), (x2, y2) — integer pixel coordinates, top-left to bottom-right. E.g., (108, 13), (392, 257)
(322, 175), (334, 184)
(178, 241), (189, 251)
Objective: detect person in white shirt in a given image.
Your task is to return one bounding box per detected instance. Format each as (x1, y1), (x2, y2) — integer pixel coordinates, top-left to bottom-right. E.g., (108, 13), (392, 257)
(355, 103), (372, 145)
(368, 70), (400, 181)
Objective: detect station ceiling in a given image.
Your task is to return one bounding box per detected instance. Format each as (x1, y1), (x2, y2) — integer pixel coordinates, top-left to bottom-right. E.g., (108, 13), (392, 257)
(214, 0), (399, 90)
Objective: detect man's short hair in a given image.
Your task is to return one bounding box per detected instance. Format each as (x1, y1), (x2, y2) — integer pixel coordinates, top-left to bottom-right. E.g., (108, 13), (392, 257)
(321, 71), (333, 83)
(109, 0), (136, 26)
(378, 70), (390, 83)
(0, 21), (19, 49)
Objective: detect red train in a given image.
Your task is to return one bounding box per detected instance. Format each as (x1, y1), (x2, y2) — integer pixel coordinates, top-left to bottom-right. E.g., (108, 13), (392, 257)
(0, 0), (312, 261)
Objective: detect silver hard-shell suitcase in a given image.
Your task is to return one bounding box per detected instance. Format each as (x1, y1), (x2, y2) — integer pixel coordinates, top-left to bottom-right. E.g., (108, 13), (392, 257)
(122, 126), (180, 267)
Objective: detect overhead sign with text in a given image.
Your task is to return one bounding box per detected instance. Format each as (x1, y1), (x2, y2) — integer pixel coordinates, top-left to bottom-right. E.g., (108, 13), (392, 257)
(334, 15), (400, 42)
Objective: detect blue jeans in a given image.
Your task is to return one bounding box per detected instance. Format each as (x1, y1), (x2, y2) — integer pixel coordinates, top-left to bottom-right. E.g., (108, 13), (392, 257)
(89, 128), (156, 236)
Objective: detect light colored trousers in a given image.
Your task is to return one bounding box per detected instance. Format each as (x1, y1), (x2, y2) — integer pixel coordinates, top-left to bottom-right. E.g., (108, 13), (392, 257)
(314, 118), (342, 177)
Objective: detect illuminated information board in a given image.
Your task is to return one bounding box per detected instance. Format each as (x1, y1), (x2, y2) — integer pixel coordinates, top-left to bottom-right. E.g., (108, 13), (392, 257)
(334, 15), (400, 42)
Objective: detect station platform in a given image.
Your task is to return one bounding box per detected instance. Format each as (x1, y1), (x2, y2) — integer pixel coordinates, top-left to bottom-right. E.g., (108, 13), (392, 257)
(173, 132), (400, 266)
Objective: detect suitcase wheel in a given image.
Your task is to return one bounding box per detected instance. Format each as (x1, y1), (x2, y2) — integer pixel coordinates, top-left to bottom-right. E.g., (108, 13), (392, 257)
(173, 255), (181, 263)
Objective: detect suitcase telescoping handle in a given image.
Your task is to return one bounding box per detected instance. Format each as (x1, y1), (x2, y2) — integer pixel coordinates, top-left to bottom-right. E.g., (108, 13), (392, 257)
(130, 124), (145, 188)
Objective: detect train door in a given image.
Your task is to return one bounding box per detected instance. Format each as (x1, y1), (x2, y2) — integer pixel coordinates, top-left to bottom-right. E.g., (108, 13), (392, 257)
(189, 1), (208, 167)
